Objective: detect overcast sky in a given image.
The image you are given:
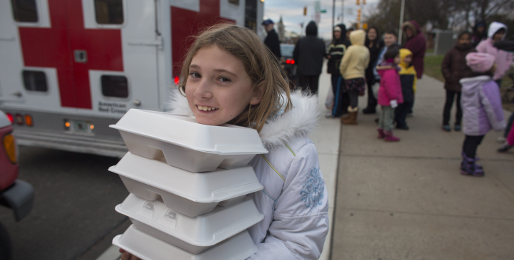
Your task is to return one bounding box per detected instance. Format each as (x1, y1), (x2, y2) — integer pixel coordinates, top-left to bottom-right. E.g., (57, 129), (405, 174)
(264, 0), (379, 39)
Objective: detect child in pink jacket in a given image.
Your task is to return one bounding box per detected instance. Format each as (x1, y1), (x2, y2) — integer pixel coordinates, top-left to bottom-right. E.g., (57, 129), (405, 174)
(376, 48), (403, 141)
(476, 22), (513, 87)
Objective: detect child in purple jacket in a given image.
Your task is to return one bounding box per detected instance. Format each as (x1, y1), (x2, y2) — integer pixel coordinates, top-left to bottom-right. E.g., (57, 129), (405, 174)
(460, 53), (506, 176)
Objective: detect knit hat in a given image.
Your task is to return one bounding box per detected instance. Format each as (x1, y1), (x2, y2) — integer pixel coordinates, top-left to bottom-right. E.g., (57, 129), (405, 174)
(465, 52), (495, 73)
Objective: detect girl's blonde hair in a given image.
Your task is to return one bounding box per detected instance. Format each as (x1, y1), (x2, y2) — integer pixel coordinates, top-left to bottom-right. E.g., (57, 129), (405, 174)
(178, 23), (292, 132)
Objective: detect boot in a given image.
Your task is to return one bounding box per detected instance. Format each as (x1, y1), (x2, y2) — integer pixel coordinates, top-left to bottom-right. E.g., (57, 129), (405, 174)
(377, 128), (385, 139)
(460, 152), (484, 177)
(384, 130), (400, 142)
(341, 107), (358, 125)
(461, 151), (483, 171)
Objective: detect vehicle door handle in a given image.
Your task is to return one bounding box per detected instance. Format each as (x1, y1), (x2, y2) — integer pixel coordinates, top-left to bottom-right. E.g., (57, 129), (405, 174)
(74, 50), (87, 63)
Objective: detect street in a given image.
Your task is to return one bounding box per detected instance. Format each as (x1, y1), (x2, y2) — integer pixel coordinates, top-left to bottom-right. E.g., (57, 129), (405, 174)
(0, 147), (130, 260)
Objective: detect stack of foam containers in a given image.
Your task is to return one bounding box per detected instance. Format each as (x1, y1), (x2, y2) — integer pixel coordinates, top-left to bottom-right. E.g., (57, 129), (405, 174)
(108, 109), (267, 260)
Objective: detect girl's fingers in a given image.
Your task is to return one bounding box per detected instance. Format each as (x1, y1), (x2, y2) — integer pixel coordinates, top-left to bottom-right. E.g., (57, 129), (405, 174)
(119, 248), (126, 253)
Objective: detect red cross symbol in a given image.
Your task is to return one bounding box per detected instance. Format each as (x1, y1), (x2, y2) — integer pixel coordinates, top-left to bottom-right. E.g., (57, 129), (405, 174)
(171, 0), (235, 77)
(18, 0), (123, 109)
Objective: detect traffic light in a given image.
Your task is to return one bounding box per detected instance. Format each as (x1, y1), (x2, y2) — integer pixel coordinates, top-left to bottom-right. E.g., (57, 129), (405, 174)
(303, 6), (307, 16)
(356, 0), (360, 5)
(357, 9), (361, 21)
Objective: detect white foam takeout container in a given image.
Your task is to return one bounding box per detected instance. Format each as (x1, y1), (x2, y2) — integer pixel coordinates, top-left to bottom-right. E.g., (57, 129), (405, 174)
(113, 225), (257, 260)
(115, 194), (264, 254)
(109, 109), (268, 172)
(109, 152), (263, 217)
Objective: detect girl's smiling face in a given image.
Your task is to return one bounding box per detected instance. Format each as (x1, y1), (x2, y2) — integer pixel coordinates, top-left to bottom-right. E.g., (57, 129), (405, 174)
(185, 45), (263, 126)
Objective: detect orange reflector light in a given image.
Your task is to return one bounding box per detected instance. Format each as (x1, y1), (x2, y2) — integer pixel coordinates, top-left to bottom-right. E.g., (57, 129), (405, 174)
(15, 114), (24, 125)
(6, 113), (14, 124)
(65, 122), (70, 128)
(25, 114), (33, 126)
(90, 124), (94, 130)
(3, 133), (17, 164)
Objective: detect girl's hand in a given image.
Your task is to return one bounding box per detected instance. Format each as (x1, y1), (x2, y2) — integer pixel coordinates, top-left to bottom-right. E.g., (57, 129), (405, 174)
(119, 248), (142, 260)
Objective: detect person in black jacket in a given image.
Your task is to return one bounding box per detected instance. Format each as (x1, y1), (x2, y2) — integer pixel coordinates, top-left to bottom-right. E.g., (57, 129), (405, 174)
(363, 26), (385, 114)
(293, 21), (326, 94)
(262, 19), (281, 60)
(327, 24), (352, 117)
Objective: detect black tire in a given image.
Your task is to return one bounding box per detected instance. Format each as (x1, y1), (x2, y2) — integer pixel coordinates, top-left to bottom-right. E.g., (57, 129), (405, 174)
(0, 221), (12, 260)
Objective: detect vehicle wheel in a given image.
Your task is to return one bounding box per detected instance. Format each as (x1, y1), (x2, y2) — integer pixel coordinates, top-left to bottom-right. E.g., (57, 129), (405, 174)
(0, 221), (12, 260)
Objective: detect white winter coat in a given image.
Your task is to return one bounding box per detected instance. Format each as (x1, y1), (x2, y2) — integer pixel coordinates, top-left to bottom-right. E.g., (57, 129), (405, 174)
(168, 90), (329, 259)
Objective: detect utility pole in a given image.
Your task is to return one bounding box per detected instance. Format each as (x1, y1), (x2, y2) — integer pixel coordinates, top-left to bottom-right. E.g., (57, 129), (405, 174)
(398, 0), (405, 44)
(332, 0), (336, 30)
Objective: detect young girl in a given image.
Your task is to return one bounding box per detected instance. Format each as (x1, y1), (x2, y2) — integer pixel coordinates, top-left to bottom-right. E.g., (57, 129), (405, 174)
(339, 29), (370, 125)
(476, 22), (513, 87)
(441, 31), (476, 132)
(460, 53), (506, 176)
(363, 26), (385, 114)
(376, 48), (403, 141)
(120, 24), (329, 259)
(327, 24), (351, 118)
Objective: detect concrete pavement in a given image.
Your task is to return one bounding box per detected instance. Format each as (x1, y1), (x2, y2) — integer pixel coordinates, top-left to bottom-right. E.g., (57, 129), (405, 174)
(330, 74), (514, 260)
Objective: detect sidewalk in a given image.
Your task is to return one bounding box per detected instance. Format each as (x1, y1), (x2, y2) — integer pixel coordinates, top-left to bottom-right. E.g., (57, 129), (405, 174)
(330, 75), (514, 259)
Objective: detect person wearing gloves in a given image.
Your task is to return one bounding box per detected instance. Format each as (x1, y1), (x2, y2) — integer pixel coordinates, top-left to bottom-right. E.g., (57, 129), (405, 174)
(339, 29), (370, 125)
(460, 53), (506, 176)
(119, 24), (329, 260)
(476, 22), (513, 87)
(440, 31), (476, 132)
(327, 24), (351, 118)
(376, 48), (403, 141)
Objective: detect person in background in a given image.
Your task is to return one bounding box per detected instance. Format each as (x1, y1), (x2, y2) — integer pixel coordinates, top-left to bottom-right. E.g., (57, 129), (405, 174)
(262, 19), (281, 60)
(376, 48), (403, 141)
(395, 48), (416, 130)
(402, 20), (426, 116)
(476, 22), (513, 87)
(471, 20), (487, 48)
(327, 24), (352, 118)
(363, 26), (385, 114)
(346, 27), (355, 40)
(402, 20), (426, 79)
(339, 30), (370, 125)
(440, 31), (476, 132)
(460, 53), (505, 176)
(293, 21), (326, 95)
(373, 30), (400, 87)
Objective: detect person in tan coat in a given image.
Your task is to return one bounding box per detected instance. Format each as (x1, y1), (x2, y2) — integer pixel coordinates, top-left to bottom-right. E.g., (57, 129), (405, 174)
(339, 29), (370, 125)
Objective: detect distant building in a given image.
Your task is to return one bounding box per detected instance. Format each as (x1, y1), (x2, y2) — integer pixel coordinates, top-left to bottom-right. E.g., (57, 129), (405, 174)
(277, 16), (285, 42)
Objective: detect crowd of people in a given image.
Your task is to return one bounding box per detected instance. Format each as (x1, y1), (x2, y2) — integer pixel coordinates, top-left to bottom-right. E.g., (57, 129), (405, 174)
(262, 19), (513, 177)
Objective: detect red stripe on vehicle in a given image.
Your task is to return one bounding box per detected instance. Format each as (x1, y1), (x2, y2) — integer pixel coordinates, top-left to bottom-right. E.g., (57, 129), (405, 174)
(171, 0), (235, 77)
(18, 0), (123, 109)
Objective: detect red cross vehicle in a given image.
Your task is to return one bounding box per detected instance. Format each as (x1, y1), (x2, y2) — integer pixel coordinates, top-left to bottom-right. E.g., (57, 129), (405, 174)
(0, 0), (264, 157)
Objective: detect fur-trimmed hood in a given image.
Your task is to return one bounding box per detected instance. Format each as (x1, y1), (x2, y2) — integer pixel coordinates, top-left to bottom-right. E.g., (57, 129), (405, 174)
(167, 88), (320, 150)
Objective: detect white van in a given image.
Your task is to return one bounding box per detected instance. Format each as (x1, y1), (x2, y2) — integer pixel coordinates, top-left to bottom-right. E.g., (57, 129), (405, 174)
(0, 0), (264, 157)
